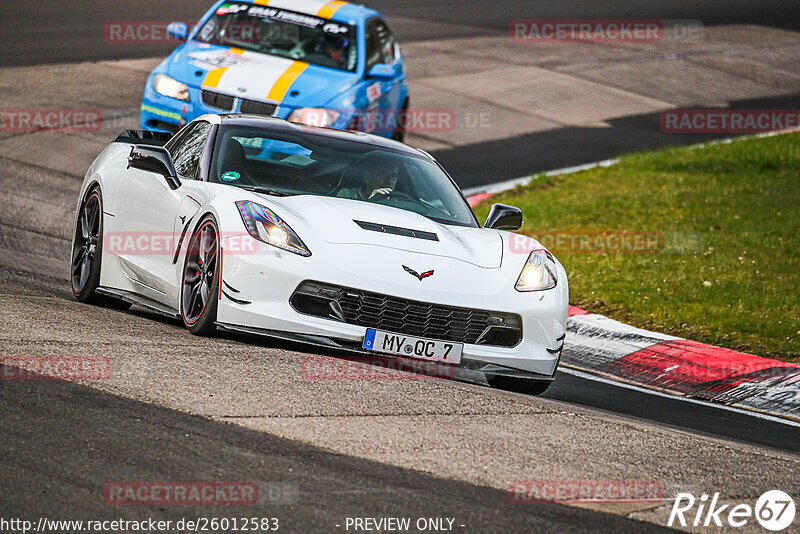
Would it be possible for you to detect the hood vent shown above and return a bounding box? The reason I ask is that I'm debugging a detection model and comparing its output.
[354,220,439,242]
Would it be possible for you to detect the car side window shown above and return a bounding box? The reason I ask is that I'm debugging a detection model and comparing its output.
[375,21,397,65]
[364,22,382,72]
[169,122,211,180]
[365,20,397,73]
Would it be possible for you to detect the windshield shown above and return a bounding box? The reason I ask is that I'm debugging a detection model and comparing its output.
[193,3,358,72]
[210,125,477,227]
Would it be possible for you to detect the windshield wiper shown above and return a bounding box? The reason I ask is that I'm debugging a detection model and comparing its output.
[242,186,293,197]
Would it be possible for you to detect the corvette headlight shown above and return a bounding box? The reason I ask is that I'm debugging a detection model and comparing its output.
[287,108,341,128]
[515,249,558,292]
[153,74,189,101]
[236,201,311,257]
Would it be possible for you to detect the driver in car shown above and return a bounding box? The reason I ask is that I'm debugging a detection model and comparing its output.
[309,33,349,70]
[337,157,400,201]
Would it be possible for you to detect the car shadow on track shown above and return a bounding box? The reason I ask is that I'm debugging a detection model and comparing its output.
[0,362,672,533]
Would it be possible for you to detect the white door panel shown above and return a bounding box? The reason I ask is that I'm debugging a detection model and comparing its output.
[114,167,183,304]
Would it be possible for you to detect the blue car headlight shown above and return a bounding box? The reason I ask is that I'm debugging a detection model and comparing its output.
[153,74,190,101]
[515,249,557,292]
[236,201,311,257]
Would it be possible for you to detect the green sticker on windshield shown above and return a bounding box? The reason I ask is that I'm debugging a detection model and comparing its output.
[221,171,241,182]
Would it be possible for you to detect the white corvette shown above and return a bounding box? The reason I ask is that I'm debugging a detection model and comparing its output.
[71,114,568,394]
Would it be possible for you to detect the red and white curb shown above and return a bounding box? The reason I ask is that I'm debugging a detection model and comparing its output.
[563,307,800,422]
[465,130,800,422]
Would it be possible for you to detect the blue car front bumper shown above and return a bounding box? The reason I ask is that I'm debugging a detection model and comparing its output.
[139,83,297,133]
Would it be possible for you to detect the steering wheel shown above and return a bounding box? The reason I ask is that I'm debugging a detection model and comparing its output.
[370,191,417,203]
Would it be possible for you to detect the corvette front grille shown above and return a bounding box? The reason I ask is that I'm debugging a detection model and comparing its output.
[290,281,522,347]
[240,99,277,116]
[201,90,235,111]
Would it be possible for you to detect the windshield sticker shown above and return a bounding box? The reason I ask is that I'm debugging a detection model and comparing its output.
[221,171,241,182]
[198,21,217,42]
[248,6,327,29]
[216,3,249,16]
[323,22,350,34]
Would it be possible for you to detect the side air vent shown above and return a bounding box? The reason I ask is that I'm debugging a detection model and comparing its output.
[354,220,439,242]
[201,90,235,111]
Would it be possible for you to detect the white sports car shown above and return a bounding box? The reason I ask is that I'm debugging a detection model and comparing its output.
[71,114,568,394]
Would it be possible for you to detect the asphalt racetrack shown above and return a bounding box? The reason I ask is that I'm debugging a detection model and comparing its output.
[1,1,799,532]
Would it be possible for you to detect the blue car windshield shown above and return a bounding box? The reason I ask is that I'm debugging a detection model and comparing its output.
[193,3,358,72]
[210,125,478,228]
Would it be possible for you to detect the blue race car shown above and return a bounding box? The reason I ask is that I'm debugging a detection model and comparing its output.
[140,1,409,140]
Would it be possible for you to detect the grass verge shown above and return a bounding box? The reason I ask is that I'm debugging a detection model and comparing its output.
[474,133,800,363]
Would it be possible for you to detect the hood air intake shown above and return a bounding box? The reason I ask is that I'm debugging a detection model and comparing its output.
[354,220,439,241]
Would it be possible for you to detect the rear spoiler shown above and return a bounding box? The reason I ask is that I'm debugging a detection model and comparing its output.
[114,130,173,147]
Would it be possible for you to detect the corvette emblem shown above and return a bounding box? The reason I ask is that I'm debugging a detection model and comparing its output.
[403,265,434,281]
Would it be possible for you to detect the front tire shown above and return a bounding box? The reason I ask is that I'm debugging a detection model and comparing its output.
[392,99,409,143]
[181,215,220,336]
[71,188,103,302]
[487,375,551,396]
[71,187,132,310]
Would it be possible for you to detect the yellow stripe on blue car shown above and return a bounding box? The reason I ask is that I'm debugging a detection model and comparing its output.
[267,61,309,102]
[317,1,348,19]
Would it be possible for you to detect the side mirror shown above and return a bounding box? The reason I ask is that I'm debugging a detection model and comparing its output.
[128,145,181,190]
[484,203,523,230]
[167,21,189,41]
[367,63,394,80]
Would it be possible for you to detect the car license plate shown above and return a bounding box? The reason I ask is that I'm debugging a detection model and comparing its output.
[362,328,462,364]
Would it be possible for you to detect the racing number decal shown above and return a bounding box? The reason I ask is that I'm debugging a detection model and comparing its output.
[367,83,381,103]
